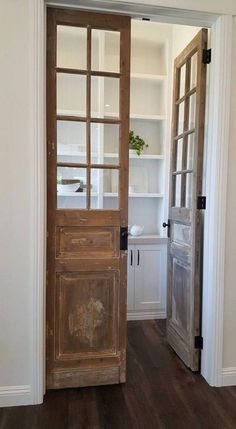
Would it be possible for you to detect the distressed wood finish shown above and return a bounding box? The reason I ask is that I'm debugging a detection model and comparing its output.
[46,8,130,389]
[167,29,208,371]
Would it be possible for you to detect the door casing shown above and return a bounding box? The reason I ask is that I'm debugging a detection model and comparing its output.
[29,0,232,404]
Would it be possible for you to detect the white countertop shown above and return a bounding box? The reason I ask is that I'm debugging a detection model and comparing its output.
[128,234,168,245]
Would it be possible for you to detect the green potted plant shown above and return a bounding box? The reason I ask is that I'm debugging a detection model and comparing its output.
[129,130,148,156]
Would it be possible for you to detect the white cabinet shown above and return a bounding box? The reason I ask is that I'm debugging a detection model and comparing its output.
[127,243,167,320]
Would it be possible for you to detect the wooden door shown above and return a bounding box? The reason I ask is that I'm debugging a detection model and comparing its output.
[166,29,208,371]
[46,8,130,389]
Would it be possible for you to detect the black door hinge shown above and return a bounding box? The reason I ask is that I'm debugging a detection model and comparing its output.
[197,196,206,210]
[195,336,203,350]
[203,49,211,64]
[120,227,128,251]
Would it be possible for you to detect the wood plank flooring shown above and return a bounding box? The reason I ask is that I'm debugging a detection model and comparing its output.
[1,320,236,429]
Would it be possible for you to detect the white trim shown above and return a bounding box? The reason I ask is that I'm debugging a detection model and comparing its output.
[222,367,236,387]
[47,0,224,26]
[127,311,166,321]
[29,0,46,404]
[28,1,233,404]
[0,386,31,408]
[201,14,232,387]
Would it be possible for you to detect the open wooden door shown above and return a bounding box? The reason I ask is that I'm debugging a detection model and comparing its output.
[165,29,208,371]
[46,8,130,389]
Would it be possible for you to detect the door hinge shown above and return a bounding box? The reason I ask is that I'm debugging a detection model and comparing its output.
[120,226,128,251]
[197,196,206,210]
[203,49,211,64]
[195,336,203,350]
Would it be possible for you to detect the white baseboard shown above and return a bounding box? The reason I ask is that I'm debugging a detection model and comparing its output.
[222,367,236,386]
[0,385,31,407]
[127,311,166,321]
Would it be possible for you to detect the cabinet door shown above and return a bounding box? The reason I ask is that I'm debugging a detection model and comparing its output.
[134,245,167,312]
[127,246,135,311]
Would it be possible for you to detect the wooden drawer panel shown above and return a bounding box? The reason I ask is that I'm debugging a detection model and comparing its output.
[56,226,120,259]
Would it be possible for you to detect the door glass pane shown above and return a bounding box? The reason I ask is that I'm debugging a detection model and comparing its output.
[185,173,193,208]
[57,167,87,208]
[57,26,87,70]
[174,174,181,207]
[190,52,198,90]
[179,64,186,99]
[90,168,119,209]
[92,30,120,73]
[186,133,195,170]
[91,76,120,119]
[175,138,183,171]
[177,101,184,135]
[57,73,86,116]
[91,123,120,165]
[189,93,196,130]
[57,121,86,163]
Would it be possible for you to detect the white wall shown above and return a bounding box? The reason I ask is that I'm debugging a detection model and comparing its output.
[172,25,200,58]
[1,0,236,407]
[223,15,236,370]
[0,0,34,406]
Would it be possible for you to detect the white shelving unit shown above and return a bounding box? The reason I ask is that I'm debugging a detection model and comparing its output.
[56,20,172,233]
[56,20,174,320]
[128,20,172,236]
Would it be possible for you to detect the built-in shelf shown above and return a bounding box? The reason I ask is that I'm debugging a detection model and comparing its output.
[130,114,166,121]
[106,152,164,160]
[57,110,166,121]
[104,193,164,198]
[57,192,97,197]
[57,151,164,160]
[58,192,164,198]
[131,73,167,82]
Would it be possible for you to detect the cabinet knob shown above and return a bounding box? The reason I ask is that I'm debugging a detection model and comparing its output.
[162,221,170,228]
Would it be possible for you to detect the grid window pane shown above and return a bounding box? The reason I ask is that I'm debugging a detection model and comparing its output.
[177,101,184,135]
[57,73,86,117]
[57,121,86,163]
[185,173,193,208]
[92,30,120,73]
[174,174,181,207]
[57,26,87,70]
[179,64,186,99]
[91,76,120,119]
[190,52,198,90]
[57,167,87,208]
[90,168,119,209]
[91,123,120,165]
[186,133,195,170]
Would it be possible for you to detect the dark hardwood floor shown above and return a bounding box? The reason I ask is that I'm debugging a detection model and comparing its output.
[1,320,236,429]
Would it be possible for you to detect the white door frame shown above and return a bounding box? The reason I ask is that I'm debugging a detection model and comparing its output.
[29,0,232,403]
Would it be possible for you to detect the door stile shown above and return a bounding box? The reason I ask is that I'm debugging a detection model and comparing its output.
[118,22,131,381]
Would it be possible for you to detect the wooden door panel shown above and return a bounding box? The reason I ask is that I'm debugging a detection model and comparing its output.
[56,226,120,258]
[56,210,121,227]
[46,8,130,389]
[55,271,119,359]
[166,29,207,371]
[170,257,190,338]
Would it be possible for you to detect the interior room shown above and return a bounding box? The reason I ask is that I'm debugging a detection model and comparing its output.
[56,18,201,322]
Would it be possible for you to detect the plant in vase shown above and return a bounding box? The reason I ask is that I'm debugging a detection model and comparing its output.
[129,130,148,156]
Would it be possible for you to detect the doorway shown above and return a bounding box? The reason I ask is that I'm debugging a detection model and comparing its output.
[33,2,231,402]
[46,8,209,388]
